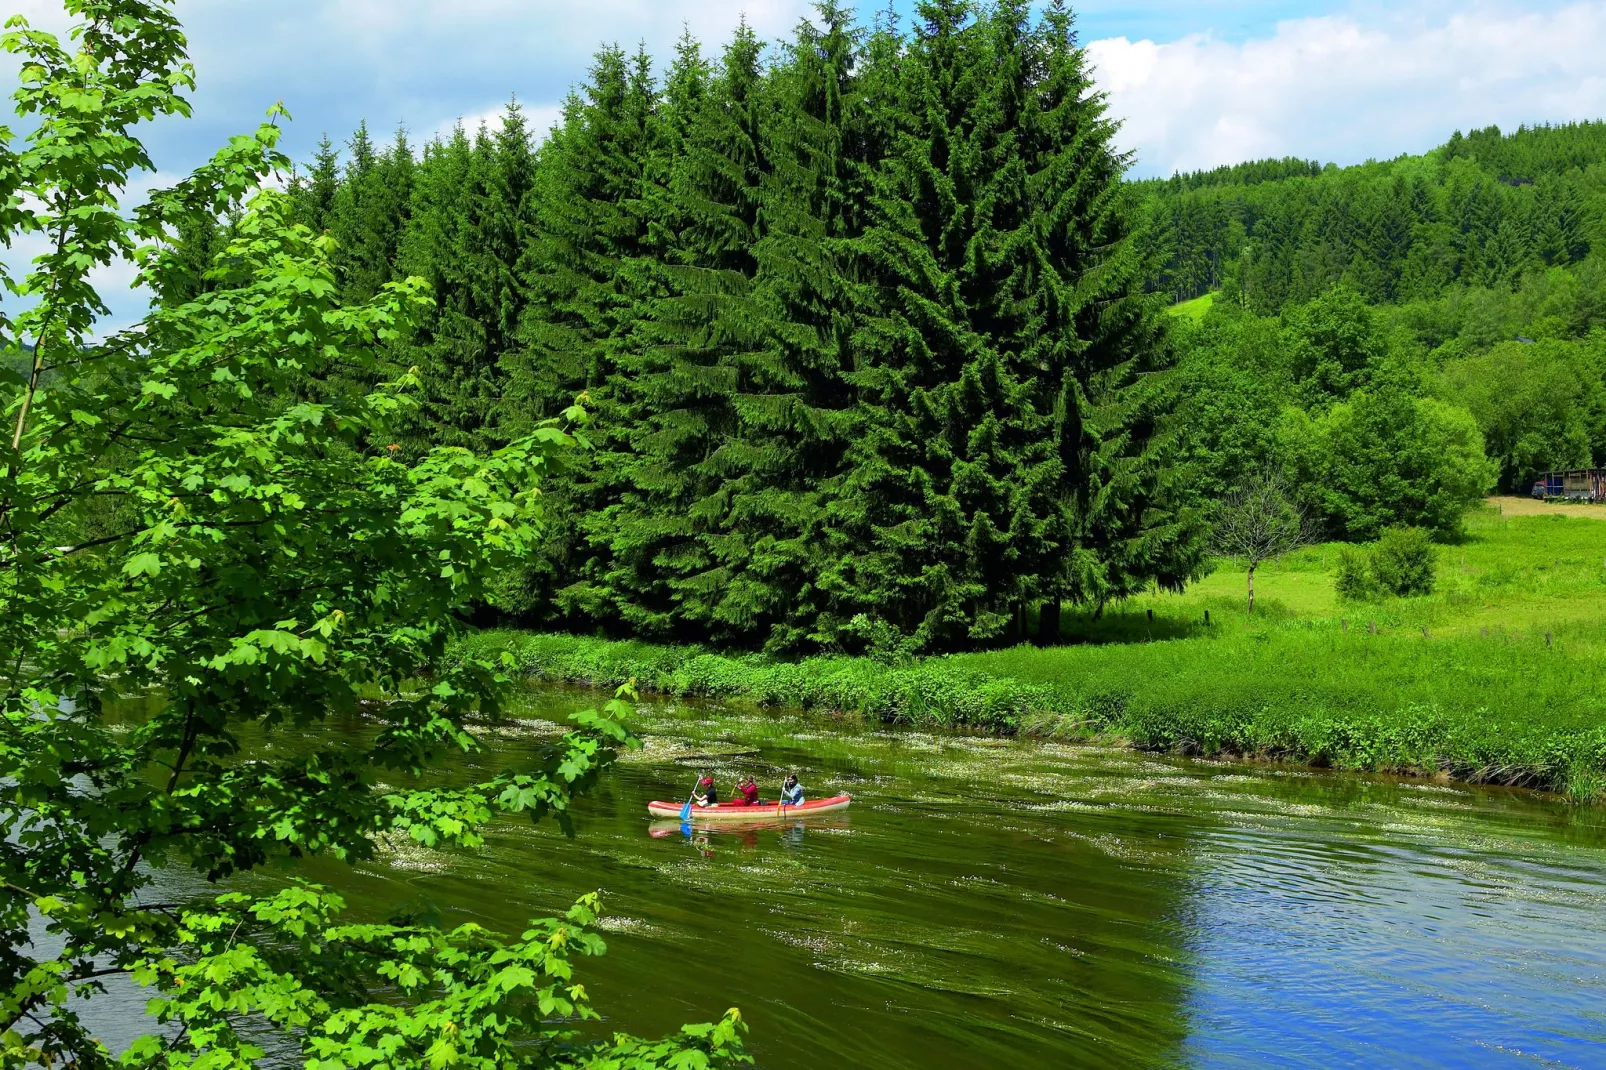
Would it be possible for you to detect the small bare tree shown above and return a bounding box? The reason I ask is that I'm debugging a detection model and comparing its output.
[1211,470,1318,614]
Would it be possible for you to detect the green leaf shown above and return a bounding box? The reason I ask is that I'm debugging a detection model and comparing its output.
[122,552,162,577]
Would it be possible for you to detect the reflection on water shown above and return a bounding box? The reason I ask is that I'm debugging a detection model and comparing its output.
[102,685,1606,1067]
[1180,806,1606,1066]
[647,816,846,856]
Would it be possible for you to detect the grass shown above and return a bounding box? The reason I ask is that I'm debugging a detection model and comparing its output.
[1167,291,1216,322]
[452,504,1606,801]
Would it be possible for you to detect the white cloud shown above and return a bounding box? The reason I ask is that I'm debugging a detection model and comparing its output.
[1089,1,1606,177]
[318,0,808,56]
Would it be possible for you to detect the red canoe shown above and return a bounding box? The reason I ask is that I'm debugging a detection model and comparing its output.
[646,794,852,821]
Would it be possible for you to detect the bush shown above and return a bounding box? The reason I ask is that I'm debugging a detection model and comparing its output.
[1371,527,1438,596]
[1334,545,1377,600]
[1281,389,1496,540]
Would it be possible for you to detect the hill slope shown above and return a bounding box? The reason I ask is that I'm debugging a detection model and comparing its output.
[1138,122,1606,311]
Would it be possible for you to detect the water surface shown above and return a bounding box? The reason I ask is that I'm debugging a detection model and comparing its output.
[292,685,1606,1068]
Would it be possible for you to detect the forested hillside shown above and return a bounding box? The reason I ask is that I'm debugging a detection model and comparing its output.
[207,1,1606,653]
[1140,121,1606,309]
[1156,124,1606,514]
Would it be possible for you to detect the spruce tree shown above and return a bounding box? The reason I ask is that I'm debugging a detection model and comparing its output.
[290,132,340,233]
[329,122,382,300]
[583,34,718,637]
[826,0,1206,649]
[385,103,539,458]
[393,124,488,450]
[505,46,660,625]
[707,0,872,649]
[601,30,783,638]
[1024,0,1208,628]
[825,0,1051,648]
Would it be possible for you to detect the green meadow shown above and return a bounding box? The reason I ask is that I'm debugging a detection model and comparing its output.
[456,504,1606,801]
[1166,290,1217,322]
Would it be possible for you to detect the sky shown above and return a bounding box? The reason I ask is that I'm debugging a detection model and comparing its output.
[7,0,1606,330]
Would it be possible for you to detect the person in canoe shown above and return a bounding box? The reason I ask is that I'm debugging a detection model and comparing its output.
[732,775,759,806]
[692,775,718,807]
[780,773,804,807]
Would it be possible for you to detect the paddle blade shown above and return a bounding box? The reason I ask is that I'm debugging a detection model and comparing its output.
[680,798,692,822]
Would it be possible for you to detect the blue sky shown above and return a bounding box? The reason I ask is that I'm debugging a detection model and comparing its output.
[264,2,1330,165]
[89,0,1598,181]
[11,0,1600,181]
[6,0,1605,331]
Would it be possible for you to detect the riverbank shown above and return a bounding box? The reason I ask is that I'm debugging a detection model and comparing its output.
[452,507,1606,800]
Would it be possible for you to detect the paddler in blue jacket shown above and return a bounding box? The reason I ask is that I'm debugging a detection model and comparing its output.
[780,773,804,806]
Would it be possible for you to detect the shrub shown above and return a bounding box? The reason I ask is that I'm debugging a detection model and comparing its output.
[1370,527,1438,596]
[1334,545,1378,601]
[1284,389,1496,540]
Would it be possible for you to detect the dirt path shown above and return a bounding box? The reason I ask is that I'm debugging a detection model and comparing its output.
[1487,496,1606,519]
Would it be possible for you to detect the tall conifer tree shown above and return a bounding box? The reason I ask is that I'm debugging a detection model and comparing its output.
[290,133,340,234]
[396,125,484,450]
[708,1,873,649]
[330,122,388,301]
[826,0,1048,647]
[506,46,660,623]
[825,0,1205,649]
[591,34,719,635]
[1024,0,1208,628]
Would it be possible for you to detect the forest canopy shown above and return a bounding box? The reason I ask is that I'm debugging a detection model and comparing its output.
[206,1,1606,651]
[237,0,1210,654]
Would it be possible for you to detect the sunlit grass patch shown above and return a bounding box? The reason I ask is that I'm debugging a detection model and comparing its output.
[1167,291,1216,322]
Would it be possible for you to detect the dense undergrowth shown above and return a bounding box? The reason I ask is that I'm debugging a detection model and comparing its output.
[452,506,1606,801]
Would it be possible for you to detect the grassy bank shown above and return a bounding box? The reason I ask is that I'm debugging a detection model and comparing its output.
[453,505,1606,800]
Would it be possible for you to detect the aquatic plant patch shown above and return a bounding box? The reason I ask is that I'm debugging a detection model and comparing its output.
[450,625,1606,801]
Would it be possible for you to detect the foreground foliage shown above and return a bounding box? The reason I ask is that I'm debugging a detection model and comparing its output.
[0,3,746,1065]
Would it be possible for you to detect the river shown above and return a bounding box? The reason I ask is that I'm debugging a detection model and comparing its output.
[107,683,1606,1066]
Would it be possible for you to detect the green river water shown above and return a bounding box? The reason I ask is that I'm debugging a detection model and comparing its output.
[105,683,1606,1067]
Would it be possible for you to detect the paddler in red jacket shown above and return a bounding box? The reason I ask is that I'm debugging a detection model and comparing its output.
[732,776,759,806]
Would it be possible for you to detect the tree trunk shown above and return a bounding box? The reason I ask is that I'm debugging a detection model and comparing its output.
[1037,600,1061,646]
[1246,565,1256,614]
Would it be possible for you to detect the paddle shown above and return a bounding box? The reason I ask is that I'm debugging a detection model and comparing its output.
[678,774,701,823]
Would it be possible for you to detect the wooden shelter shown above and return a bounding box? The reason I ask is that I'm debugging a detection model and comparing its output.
[1532,469,1606,502]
